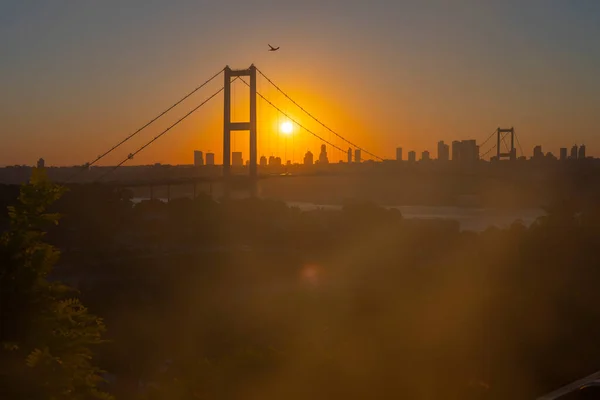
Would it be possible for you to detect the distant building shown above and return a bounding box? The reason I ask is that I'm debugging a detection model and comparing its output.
[354,149,361,164]
[304,151,314,165]
[259,156,267,167]
[533,145,543,159]
[347,148,352,163]
[421,151,430,161]
[462,140,479,162]
[437,141,449,161]
[206,153,215,166]
[452,140,478,163]
[319,144,329,165]
[452,141,461,161]
[232,152,243,167]
[36,158,45,169]
[193,151,204,167]
[396,147,403,162]
[275,157,282,166]
[408,151,416,163]
[579,145,586,159]
[571,145,578,160]
[268,155,276,166]
[560,148,567,161]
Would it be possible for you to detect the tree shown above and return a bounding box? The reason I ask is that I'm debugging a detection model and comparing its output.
[0,169,113,399]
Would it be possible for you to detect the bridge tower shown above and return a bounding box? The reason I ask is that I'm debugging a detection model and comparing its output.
[496,127,516,161]
[223,65,257,192]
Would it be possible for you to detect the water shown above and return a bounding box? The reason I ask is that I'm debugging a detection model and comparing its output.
[288,202,545,232]
[132,198,544,232]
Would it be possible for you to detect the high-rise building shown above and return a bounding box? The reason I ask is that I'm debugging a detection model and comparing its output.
[232,152,243,167]
[275,157,282,166]
[579,145,586,159]
[421,151,430,161]
[354,149,361,164]
[304,151,314,165]
[347,148,353,163]
[533,145,543,159]
[437,141,449,161]
[462,140,479,162]
[452,141,461,161]
[408,151,416,162]
[319,144,329,164]
[396,147,403,162]
[36,158,45,169]
[259,156,267,167]
[452,140,478,162]
[193,150,204,167]
[560,148,567,161]
[268,155,275,166]
[206,153,215,166]
[571,145,578,160]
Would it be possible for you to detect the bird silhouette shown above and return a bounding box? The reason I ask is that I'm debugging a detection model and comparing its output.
[268,44,280,52]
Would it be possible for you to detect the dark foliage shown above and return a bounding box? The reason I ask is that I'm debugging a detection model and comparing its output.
[2,182,600,399]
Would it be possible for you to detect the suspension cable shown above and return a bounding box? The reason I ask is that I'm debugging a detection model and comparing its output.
[95,81,232,182]
[255,67,384,161]
[479,129,498,148]
[239,78,347,153]
[480,144,497,160]
[67,67,224,182]
[514,130,524,157]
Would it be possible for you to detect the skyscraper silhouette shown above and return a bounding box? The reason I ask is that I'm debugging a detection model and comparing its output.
[304,151,314,165]
[319,144,329,165]
[408,151,416,163]
[232,152,243,167]
[194,151,204,167]
[206,153,215,166]
[437,141,449,161]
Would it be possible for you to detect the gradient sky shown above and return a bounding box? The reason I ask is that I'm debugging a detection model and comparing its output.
[1,0,600,166]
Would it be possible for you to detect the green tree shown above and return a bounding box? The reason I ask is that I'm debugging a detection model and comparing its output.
[0,169,113,399]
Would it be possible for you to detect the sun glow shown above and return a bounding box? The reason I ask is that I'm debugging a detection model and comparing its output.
[280,121,293,135]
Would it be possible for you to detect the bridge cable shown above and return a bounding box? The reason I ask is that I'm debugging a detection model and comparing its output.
[255,67,384,161]
[239,78,347,153]
[66,67,224,182]
[480,144,497,160]
[95,80,234,182]
[514,131,524,157]
[479,129,498,148]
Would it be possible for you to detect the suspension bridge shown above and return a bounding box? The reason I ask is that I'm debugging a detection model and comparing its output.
[65,64,520,195]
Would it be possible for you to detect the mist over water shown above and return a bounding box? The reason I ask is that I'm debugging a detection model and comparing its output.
[132,197,545,232]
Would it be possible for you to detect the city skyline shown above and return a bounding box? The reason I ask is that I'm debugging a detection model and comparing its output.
[18,137,593,168]
[2,2,600,166]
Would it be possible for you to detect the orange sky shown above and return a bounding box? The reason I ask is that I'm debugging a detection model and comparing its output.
[1,2,600,166]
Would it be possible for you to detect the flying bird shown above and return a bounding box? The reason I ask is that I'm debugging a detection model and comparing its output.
[268,44,280,52]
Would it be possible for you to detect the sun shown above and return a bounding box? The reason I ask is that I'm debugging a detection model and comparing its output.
[280,121,293,135]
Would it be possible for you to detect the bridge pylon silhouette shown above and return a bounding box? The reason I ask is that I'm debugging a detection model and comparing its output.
[71,63,385,188]
[496,127,516,161]
[223,65,257,196]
